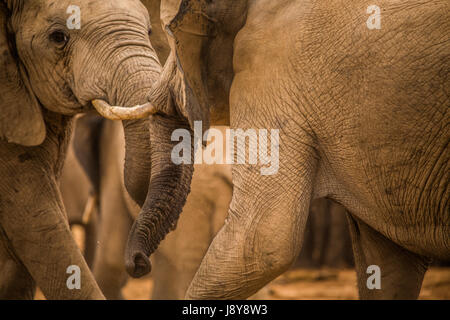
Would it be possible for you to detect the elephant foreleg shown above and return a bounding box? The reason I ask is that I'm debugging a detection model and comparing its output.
[92,188,133,299]
[0,175,104,300]
[347,214,430,299]
[186,134,318,299]
[0,227,35,299]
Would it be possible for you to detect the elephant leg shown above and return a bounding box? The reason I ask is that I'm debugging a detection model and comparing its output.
[92,189,133,300]
[295,212,315,268]
[0,227,35,299]
[1,209,103,299]
[347,214,430,299]
[151,197,214,300]
[310,199,330,266]
[92,119,136,300]
[186,132,318,299]
[0,175,104,300]
[324,201,353,268]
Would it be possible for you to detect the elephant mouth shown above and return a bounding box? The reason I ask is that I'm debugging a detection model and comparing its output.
[91,99,159,120]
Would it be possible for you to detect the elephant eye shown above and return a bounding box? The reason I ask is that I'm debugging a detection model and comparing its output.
[49,30,69,47]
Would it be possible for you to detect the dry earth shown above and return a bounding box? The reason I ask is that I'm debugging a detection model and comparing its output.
[35,267,450,300]
[33,226,450,300]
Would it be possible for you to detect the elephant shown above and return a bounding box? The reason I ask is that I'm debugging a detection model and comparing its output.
[0,0,167,299]
[107,0,449,300]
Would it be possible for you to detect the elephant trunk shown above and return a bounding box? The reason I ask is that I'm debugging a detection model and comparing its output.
[103,48,160,206]
[96,50,196,278]
[122,118,151,206]
[125,114,194,278]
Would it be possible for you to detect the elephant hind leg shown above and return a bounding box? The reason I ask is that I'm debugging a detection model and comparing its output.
[347,214,430,299]
[0,227,36,299]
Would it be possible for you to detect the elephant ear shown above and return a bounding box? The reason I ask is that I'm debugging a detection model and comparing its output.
[162,0,216,134]
[160,0,248,128]
[0,1,46,146]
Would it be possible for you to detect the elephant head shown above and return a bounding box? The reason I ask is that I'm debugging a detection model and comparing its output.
[0,0,162,137]
[112,0,248,278]
[0,0,169,202]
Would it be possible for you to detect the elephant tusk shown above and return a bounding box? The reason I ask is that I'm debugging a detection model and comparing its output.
[91,99,158,120]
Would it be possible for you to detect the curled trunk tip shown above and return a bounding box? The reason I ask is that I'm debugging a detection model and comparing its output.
[125,115,194,278]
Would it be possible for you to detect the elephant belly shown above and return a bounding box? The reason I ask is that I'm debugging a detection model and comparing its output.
[317,144,450,261]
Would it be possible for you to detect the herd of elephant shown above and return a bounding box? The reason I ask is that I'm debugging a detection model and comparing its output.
[0,0,448,300]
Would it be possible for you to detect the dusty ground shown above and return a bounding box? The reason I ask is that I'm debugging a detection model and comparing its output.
[34,227,450,300]
[35,267,450,300]
[39,268,449,300]
[118,268,450,300]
